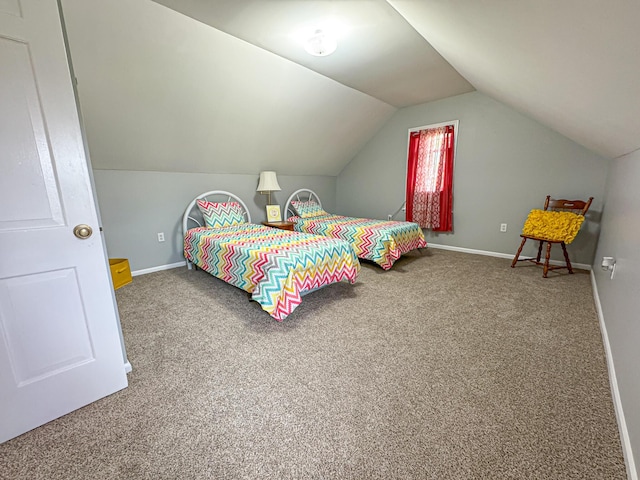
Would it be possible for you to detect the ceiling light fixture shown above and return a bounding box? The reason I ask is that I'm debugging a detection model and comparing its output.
[304,29,337,57]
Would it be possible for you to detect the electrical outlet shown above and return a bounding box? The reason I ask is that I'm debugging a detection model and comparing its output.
[500,223,507,232]
[157,232,165,242]
[387,214,393,221]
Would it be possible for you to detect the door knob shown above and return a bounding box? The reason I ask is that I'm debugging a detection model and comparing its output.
[73,224,93,239]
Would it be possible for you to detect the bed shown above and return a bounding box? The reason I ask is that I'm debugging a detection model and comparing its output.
[183,190,360,321]
[285,189,427,270]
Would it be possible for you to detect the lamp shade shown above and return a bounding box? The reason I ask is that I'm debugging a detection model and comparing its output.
[257,171,281,192]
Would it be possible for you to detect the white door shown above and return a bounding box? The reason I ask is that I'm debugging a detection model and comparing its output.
[0,0,128,443]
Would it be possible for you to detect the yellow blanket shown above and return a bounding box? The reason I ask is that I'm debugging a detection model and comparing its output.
[521,210,584,243]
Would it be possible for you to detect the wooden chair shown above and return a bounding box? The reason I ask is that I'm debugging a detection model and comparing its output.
[511,196,593,277]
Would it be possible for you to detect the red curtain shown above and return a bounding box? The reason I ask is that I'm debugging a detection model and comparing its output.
[405,131,421,224]
[405,125,455,231]
[437,125,454,231]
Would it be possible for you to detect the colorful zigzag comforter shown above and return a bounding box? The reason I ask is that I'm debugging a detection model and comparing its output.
[184,224,359,321]
[289,214,427,270]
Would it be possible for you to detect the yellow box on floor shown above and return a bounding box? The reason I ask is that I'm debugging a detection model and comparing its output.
[109,258,132,290]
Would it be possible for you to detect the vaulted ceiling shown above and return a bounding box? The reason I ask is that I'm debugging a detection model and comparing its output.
[151,0,475,108]
[153,0,640,160]
[61,0,640,178]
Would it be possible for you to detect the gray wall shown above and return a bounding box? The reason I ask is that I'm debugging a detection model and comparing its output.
[93,170,336,271]
[336,92,610,265]
[593,150,640,472]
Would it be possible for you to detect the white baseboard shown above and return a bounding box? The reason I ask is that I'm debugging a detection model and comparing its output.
[426,243,592,270]
[131,261,186,277]
[590,272,637,480]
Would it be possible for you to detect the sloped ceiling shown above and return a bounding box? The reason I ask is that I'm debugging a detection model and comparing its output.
[153,0,640,160]
[62,0,639,178]
[61,0,397,176]
[388,0,640,159]
[151,0,475,108]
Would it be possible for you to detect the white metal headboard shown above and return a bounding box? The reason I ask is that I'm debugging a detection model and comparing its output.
[182,190,252,238]
[284,188,322,219]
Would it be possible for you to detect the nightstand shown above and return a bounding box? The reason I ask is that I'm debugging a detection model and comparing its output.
[262,221,295,231]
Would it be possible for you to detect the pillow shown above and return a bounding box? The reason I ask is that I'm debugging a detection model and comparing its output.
[197,200,246,228]
[521,209,585,243]
[291,200,328,219]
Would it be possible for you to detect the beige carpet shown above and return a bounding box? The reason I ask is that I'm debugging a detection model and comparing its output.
[0,249,627,479]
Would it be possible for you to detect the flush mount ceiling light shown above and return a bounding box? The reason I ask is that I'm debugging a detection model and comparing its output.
[304,29,338,57]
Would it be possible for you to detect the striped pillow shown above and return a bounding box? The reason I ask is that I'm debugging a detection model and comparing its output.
[291,200,328,219]
[197,200,246,228]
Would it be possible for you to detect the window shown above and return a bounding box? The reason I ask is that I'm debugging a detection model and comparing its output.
[406,121,457,231]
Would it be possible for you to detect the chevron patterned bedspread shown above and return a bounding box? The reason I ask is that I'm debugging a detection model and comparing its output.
[290,214,427,270]
[184,224,360,321]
